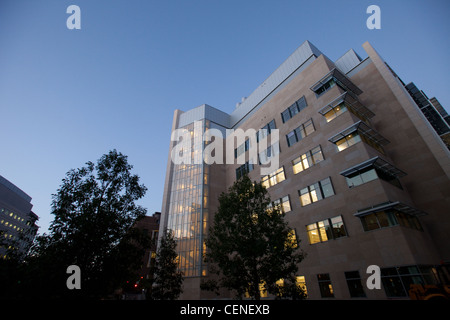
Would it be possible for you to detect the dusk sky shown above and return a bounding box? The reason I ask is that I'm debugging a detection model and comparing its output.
[1,0,449,234]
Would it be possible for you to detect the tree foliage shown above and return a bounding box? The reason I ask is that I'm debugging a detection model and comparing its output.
[150,229,183,300]
[202,175,306,300]
[5,150,150,299]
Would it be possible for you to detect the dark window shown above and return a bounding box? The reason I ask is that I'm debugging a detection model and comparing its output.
[345,271,366,298]
[236,161,254,180]
[281,96,308,123]
[317,273,334,298]
[286,119,315,147]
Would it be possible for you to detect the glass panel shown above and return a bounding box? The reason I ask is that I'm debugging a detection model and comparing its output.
[347,133,361,146]
[287,131,297,147]
[346,279,366,298]
[281,110,290,123]
[300,189,311,206]
[281,196,291,213]
[381,276,407,297]
[309,183,321,202]
[336,137,349,151]
[296,276,308,296]
[375,211,389,228]
[304,119,315,136]
[311,146,324,163]
[318,220,329,242]
[330,216,347,238]
[346,174,363,188]
[295,126,305,141]
[361,214,380,231]
[276,168,286,183]
[320,178,334,198]
[292,157,303,174]
[301,153,311,170]
[360,168,378,183]
[317,273,334,298]
[307,224,321,244]
[324,109,337,122]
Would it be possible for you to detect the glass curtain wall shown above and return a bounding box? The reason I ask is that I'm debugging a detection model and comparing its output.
[166,120,209,277]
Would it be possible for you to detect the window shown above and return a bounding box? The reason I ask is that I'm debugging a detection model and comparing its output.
[259,142,280,165]
[296,276,308,297]
[341,157,405,189]
[299,177,334,206]
[236,161,254,180]
[281,96,308,123]
[256,119,276,142]
[286,119,315,147]
[317,274,334,298]
[275,276,308,298]
[310,68,363,97]
[234,138,251,159]
[286,229,298,248]
[329,121,389,154]
[261,167,286,189]
[345,271,366,298]
[345,168,378,188]
[318,92,375,123]
[360,209,423,232]
[335,132,361,151]
[323,102,347,122]
[381,266,425,298]
[306,216,347,244]
[268,195,292,214]
[314,78,336,97]
[292,146,324,174]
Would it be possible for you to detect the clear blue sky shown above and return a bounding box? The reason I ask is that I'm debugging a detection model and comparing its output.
[1,0,449,234]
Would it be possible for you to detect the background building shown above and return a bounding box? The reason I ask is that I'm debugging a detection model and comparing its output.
[122,212,161,300]
[159,41,450,299]
[0,175,39,259]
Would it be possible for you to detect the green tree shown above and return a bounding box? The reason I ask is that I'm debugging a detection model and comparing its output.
[150,229,183,300]
[202,174,306,300]
[26,149,149,299]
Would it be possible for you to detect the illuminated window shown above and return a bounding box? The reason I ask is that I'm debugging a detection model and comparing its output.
[267,195,291,214]
[292,146,324,174]
[335,132,361,151]
[323,102,347,122]
[299,177,334,206]
[329,121,389,154]
[296,276,308,297]
[317,273,334,298]
[318,92,375,123]
[360,209,422,232]
[307,216,347,245]
[287,229,298,248]
[261,167,286,189]
[275,276,308,298]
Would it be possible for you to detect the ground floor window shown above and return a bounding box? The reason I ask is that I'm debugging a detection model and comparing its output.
[345,271,366,298]
[317,273,334,298]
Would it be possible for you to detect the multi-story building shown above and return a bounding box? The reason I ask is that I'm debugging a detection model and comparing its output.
[0,175,39,259]
[123,212,161,299]
[159,40,450,299]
